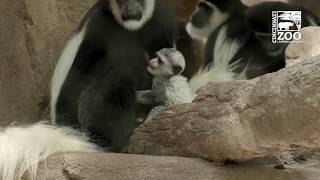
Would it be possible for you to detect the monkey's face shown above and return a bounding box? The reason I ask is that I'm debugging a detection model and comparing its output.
[147,48,185,77]
[147,56,174,76]
[110,0,155,31]
[186,0,230,39]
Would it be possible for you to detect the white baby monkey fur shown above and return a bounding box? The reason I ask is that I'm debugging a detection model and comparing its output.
[150,49,194,105]
[137,49,195,121]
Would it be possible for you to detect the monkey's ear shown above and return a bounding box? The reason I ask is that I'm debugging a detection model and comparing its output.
[173,66,183,75]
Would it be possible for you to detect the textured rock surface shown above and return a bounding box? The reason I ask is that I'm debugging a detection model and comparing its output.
[129,55,320,161]
[0,0,96,126]
[33,152,320,180]
[286,27,320,67]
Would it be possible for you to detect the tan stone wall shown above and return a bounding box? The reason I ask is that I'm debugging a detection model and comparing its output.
[0,0,96,126]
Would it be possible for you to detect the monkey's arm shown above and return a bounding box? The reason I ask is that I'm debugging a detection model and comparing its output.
[136,90,155,104]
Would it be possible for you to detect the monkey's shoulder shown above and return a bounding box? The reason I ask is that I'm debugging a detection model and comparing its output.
[165,76,194,104]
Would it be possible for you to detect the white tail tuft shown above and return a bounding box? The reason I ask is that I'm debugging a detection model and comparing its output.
[0,123,100,180]
[189,25,246,92]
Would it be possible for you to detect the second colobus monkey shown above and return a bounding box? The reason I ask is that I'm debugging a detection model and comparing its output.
[136,48,194,122]
[186,0,319,92]
[187,0,284,92]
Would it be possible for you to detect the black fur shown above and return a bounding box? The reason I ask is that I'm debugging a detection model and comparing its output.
[192,1,319,80]
[248,2,320,59]
[190,0,288,79]
[248,2,320,34]
[56,0,177,152]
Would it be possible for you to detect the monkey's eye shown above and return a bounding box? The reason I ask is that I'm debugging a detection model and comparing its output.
[203,5,210,11]
[203,5,211,12]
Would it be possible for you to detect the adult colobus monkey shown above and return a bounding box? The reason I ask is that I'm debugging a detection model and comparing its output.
[51,0,176,152]
[187,0,319,92]
[0,0,177,179]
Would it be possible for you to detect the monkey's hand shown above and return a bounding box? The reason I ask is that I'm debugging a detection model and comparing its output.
[145,105,166,122]
[136,90,155,104]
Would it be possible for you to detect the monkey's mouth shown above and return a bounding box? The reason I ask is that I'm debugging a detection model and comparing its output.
[147,65,155,75]
[148,63,157,69]
[147,57,160,73]
[120,8,144,30]
[120,3,143,22]
[121,13,143,22]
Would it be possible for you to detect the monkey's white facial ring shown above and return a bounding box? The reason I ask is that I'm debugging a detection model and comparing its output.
[186,3,229,39]
[110,0,156,31]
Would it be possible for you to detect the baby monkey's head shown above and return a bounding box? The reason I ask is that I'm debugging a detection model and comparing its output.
[147,48,186,76]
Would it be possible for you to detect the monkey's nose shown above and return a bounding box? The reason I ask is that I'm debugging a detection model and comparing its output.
[149,58,158,68]
[191,13,207,28]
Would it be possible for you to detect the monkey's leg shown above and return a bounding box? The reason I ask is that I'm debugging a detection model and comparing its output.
[78,74,138,152]
[136,90,155,104]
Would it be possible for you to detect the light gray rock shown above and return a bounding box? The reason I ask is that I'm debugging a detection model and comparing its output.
[33,152,320,180]
[129,55,320,162]
[286,27,320,67]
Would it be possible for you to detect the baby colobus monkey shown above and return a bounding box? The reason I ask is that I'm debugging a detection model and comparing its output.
[136,48,194,122]
[186,0,319,92]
